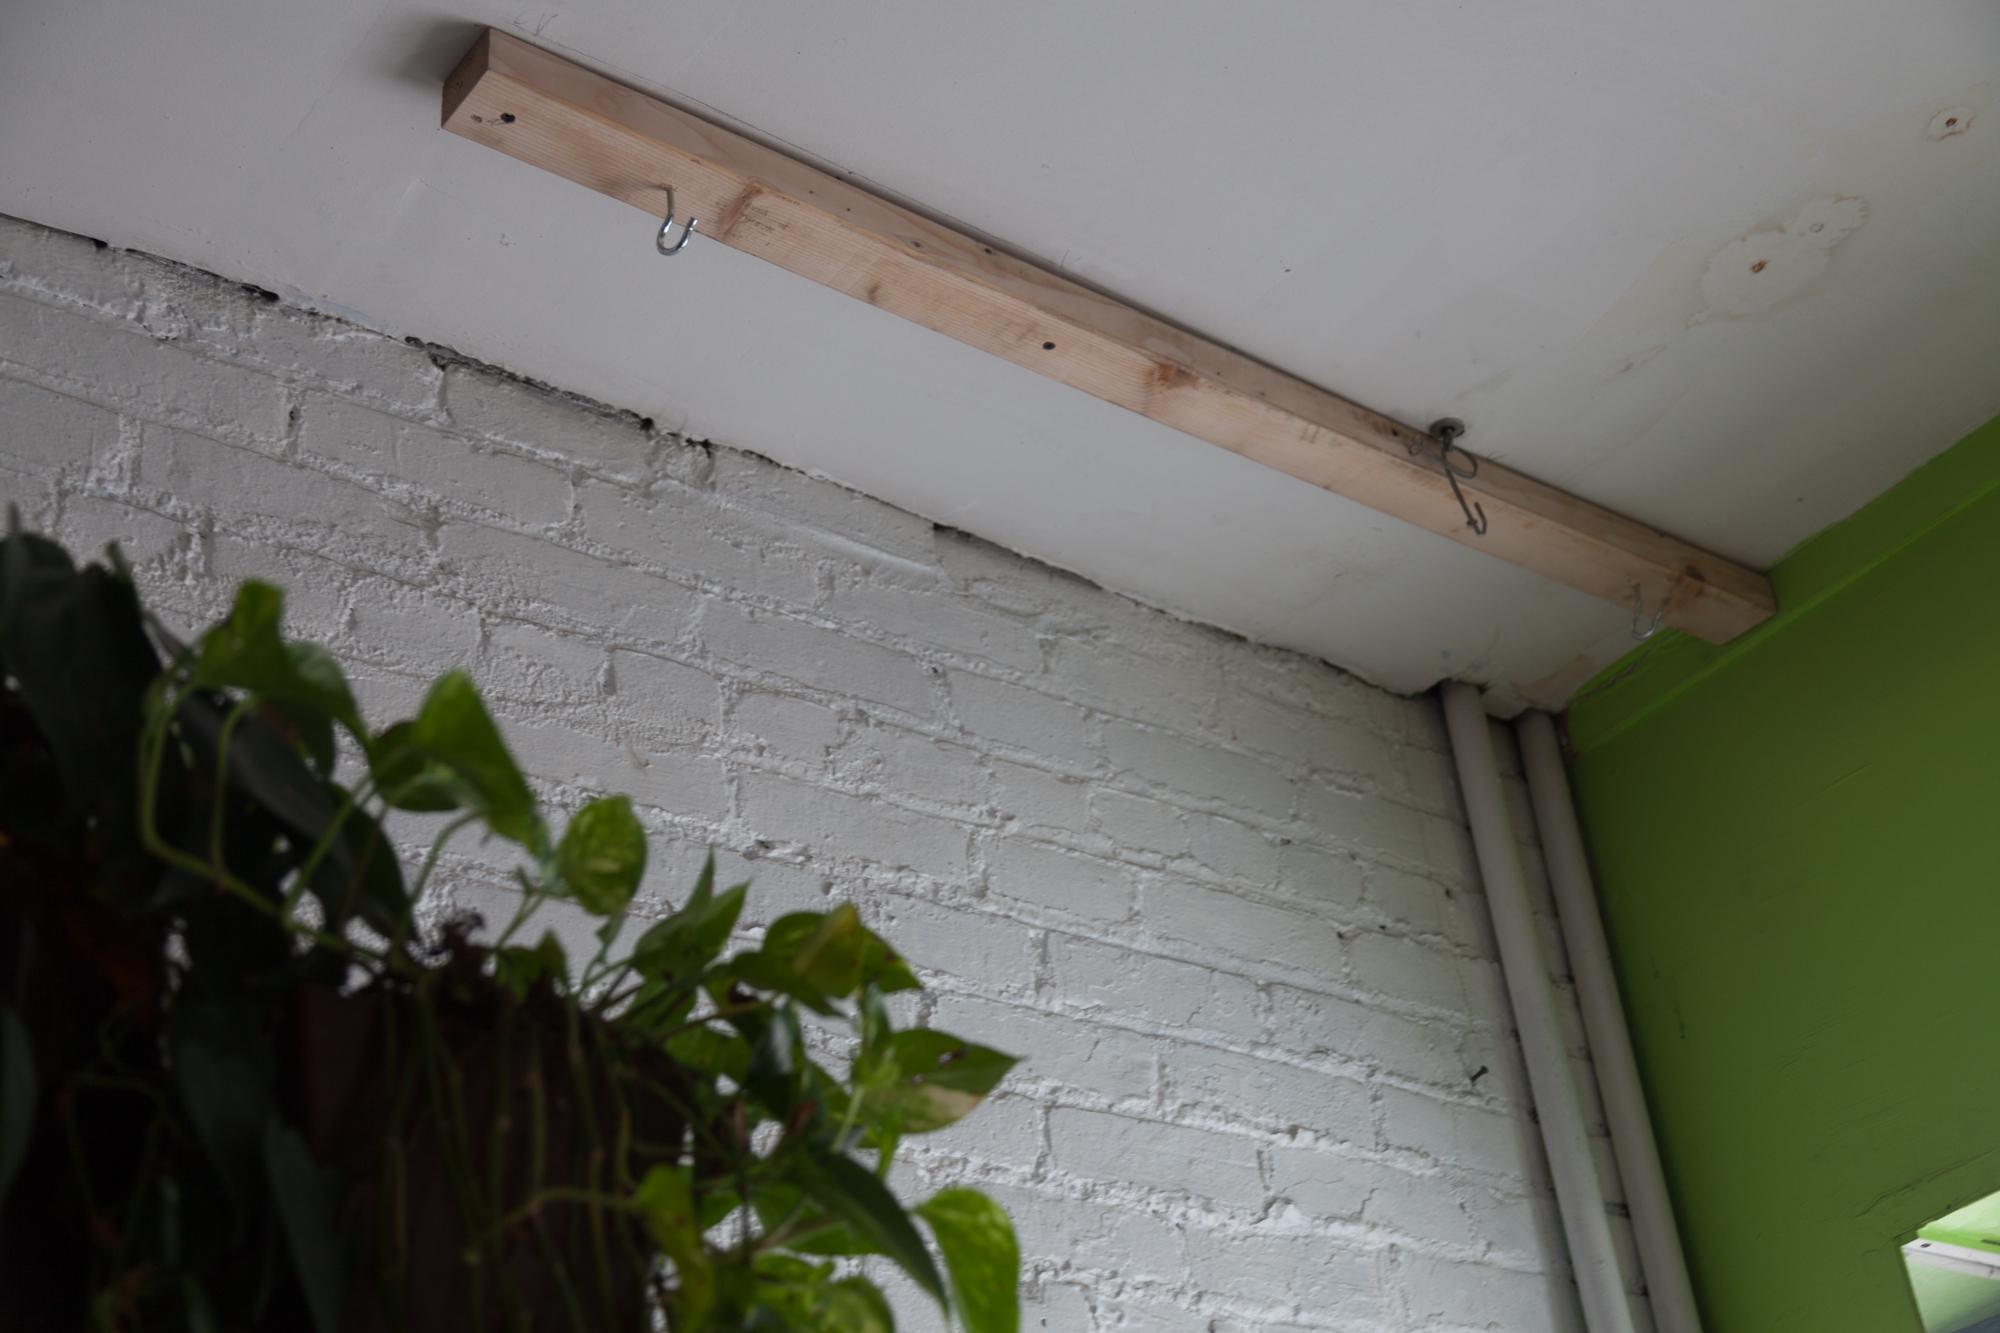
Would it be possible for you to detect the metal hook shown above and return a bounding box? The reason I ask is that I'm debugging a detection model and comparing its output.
[656,187,697,256]
[1410,419,1487,536]
[1630,585,1665,640]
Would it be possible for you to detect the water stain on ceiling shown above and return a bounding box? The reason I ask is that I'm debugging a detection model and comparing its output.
[1588,83,1998,343]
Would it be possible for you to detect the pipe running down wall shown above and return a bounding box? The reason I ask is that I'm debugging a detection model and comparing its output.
[1516,712,1703,1333]
[1442,683,1703,1333]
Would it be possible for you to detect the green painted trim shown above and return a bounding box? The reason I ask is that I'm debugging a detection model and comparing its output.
[1568,412,2000,755]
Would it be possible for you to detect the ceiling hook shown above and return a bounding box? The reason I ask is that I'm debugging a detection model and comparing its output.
[1630,585,1666,640]
[1412,419,1487,537]
[656,187,698,256]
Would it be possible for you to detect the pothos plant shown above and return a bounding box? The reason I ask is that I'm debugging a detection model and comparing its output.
[0,519,1020,1333]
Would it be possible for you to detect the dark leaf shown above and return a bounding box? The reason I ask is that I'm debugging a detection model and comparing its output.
[177,689,390,934]
[746,1003,802,1118]
[263,1119,346,1333]
[916,1189,1018,1333]
[495,929,568,994]
[0,535,159,823]
[746,1301,797,1333]
[304,803,410,938]
[177,692,338,839]
[794,1149,944,1307]
[556,795,646,916]
[181,690,411,935]
[182,890,293,993]
[180,1273,221,1333]
[763,1181,878,1257]
[620,976,700,1038]
[267,697,336,777]
[168,993,275,1220]
[0,1007,35,1205]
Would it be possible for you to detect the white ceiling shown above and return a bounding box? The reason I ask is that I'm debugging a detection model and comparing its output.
[4,1,1998,708]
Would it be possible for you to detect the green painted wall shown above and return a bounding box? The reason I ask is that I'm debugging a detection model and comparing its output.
[1566,413,2000,1333]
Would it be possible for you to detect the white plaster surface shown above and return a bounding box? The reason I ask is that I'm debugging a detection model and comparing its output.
[0,215,1631,1331]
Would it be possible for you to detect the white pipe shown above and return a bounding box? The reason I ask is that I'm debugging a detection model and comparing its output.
[1441,682,1636,1333]
[1517,710,1703,1333]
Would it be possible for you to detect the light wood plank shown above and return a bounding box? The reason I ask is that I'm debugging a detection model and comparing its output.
[442,29,1775,643]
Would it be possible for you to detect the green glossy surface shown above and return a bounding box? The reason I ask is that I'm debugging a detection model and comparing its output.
[1567,413,2000,1333]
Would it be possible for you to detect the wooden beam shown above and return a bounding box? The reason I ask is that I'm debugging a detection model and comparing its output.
[441,29,1775,643]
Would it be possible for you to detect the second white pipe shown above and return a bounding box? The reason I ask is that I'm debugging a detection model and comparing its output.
[1518,710,1702,1333]
[1441,682,1635,1333]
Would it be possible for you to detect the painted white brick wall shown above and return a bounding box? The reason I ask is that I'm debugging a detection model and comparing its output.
[0,212,1588,1333]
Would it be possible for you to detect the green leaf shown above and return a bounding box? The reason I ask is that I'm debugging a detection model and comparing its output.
[752,906,918,1001]
[861,1031,1018,1134]
[263,1119,346,1333]
[372,671,541,848]
[636,1164,715,1329]
[858,931,921,994]
[822,1276,897,1333]
[189,582,363,741]
[365,720,459,812]
[791,906,868,997]
[664,1025,750,1081]
[759,912,826,960]
[749,1257,896,1333]
[620,977,700,1039]
[728,907,881,1014]
[699,1185,742,1233]
[794,1149,944,1308]
[556,795,647,915]
[765,1193,878,1258]
[629,860,745,987]
[0,1007,36,1205]
[730,952,838,1016]
[915,1189,1018,1333]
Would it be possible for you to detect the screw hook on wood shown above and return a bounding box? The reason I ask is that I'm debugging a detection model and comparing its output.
[656,187,697,255]
[1630,585,1666,640]
[1411,419,1487,536]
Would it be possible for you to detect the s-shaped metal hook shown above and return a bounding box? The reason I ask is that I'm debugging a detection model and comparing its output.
[1630,585,1666,640]
[656,187,698,256]
[1411,419,1487,536]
